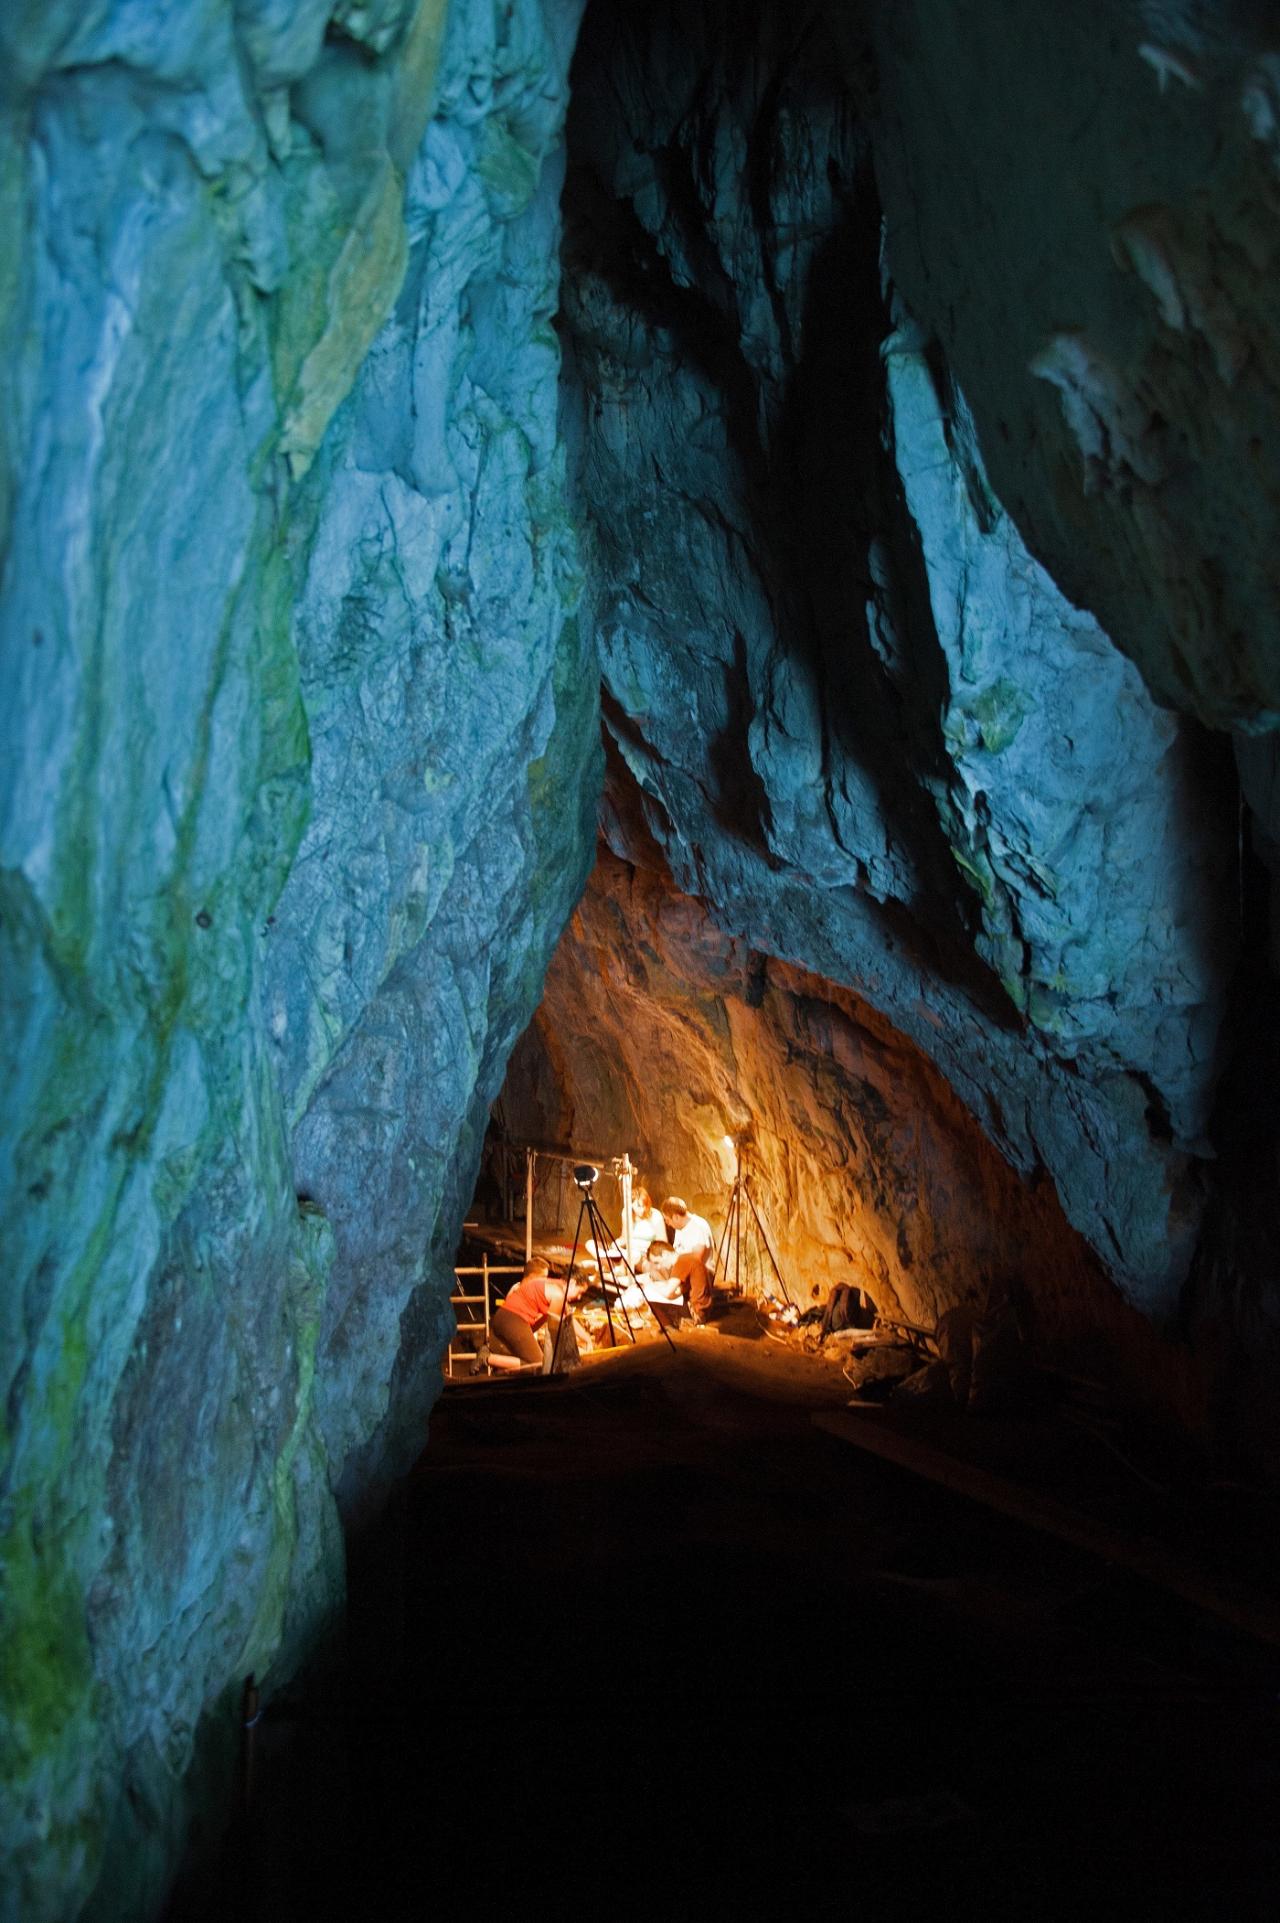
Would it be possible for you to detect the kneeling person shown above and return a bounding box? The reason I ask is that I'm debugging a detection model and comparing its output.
[490,1258,584,1372]
[641,1239,707,1330]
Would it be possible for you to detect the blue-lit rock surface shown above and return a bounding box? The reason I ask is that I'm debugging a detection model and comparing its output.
[859,0,1280,733]
[558,0,1236,1314]
[0,3,594,1915]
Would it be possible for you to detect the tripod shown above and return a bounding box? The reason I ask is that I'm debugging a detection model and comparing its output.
[549,1174,676,1371]
[715,1143,793,1308]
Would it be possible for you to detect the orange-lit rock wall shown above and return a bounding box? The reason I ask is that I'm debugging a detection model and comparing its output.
[503,842,1200,1413]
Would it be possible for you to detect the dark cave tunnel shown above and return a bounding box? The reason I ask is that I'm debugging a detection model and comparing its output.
[4,2,1280,1919]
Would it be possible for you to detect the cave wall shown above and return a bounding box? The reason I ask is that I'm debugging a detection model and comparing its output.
[511,842,1204,1416]
[858,0,1280,738]
[0,3,595,1915]
[555,0,1243,1320]
[856,0,1280,1395]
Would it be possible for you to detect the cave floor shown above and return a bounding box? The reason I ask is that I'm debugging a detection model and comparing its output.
[177,1333,1279,1922]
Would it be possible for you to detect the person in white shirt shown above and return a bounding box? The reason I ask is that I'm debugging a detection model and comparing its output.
[586,1183,666,1275]
[627,1185,668,1260]
[660,1195,716,1323]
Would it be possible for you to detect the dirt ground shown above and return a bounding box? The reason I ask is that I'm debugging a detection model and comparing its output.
[171,1315,1280,1921]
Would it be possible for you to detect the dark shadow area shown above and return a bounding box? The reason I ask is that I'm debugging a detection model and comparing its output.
[704,627,779,850]
[167,1348,1280,1922]
[1183,792,1280,1462]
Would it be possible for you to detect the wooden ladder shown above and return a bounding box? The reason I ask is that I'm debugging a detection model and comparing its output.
[446,1256,492,1380]
[446,1258,526,1378]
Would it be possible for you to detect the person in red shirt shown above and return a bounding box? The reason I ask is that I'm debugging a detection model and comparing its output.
[489,1258,584,1370]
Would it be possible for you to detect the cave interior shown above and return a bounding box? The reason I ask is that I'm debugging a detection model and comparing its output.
[2,0,1280,1917]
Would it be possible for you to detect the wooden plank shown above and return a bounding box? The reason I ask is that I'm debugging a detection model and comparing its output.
[813,1409,1280,1650]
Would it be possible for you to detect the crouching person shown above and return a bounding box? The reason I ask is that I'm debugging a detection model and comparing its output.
[660,1196,716,1323]
[490,1258,584,1373]
[641,1240,709,1331]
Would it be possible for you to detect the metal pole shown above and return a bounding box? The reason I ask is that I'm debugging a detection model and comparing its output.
[591,1191,675,1353]
[620,1154,634,1269]
[588,1195,635,1348]
[550,1194,592,1373]
[713,1175,735,1286]
[525,1148,534,1264]
[744,1181,792,1305]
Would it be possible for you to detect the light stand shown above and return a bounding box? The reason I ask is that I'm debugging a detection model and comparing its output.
[550,1165,675,1372]
[714,1138,793,1309]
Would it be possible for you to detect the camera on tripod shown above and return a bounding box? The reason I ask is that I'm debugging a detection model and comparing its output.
[550,1157,674,1366]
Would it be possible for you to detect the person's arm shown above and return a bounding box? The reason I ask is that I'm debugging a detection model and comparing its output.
[545,1278,584,1313]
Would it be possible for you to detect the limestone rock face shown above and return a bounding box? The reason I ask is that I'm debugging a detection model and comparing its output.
[558,0,1237,1314]
[508,846,1177,1387]
[0,2,594,1914]
[860,0,1280,737]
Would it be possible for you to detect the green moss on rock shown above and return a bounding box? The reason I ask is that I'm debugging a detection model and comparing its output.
[277,160,410,481]
[968,677,1032,755]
